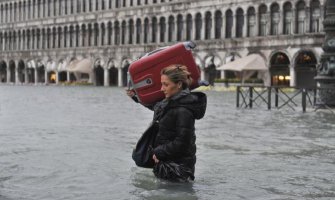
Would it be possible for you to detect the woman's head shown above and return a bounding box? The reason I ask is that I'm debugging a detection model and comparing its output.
[160,64,193,98]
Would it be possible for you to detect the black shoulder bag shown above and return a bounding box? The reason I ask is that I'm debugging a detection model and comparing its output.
[132,120,159,168]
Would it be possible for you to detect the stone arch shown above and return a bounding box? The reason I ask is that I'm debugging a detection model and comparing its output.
[9,60,16,83]
[107,59,118,86]
[0,60,7,83]
[26,59,36,83]
[293,50,318,88]
[36,60,46,83]
[94,58,105,86]
[269,51,291,86]
[18,60,25,83]
[121,58,131,87]
[204,54,223,85]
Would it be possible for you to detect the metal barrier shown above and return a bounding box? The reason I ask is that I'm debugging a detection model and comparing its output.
[236,85,326,112]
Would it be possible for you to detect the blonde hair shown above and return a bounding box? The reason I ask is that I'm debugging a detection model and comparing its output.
[160,64,193,89]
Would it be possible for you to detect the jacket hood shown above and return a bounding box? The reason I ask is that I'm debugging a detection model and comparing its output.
[170,89,207,120]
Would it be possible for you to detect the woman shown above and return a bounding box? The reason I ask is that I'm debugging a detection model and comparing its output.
[128,64,207,182]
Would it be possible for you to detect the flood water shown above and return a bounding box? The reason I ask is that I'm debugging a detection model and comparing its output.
[0,85,334,200]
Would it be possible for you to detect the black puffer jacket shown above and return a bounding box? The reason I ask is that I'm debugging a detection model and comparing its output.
[152,89,207,172]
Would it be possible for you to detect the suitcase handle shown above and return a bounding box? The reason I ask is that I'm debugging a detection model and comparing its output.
[132,78,153,90]
[143,47,169,57]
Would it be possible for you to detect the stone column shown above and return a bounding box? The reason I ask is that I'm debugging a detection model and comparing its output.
[55,71,59,84]
[289,65,296,87]
[6,65,10,83]
[25,68,29,84]
[118,67,122,87]
[15,62,19,84]
[44,70,48,84]
[34,66,39,85]
[104,68,109,86]
[67,71,70,82]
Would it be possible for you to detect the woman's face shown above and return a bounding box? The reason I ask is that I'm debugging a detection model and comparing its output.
[161,75,181,98]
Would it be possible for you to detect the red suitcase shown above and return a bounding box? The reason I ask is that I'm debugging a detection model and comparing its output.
[128,41,200,106]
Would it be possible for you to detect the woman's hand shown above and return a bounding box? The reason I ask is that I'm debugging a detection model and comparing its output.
[152,154,159,163]
[126,89,135,98]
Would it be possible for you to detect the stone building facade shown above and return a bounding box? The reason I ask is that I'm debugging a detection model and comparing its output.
[0,0,325,87]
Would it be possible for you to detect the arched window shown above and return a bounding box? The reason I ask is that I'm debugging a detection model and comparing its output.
[114,21,120,45]
[128,20,134,44]
[57,27,61,48]
[259,5,267,36]
[247,7,256,37]
[81,24,86,46]
[94,23,99,46]
[116,0,120,8]
[83,0,86,12]
[47,28,51,48]
[270,3,279,35]
[186,14,192,40]
[177,15,183,41]
[225,9,233,38]
[144,18,149,43]
[160,17,166,43]
[152,17,157,43]
[168,16,174,42]
[89,0,92,12]
[195,13,202,40]
[52,28,56,48]
[205,12,212,40]
[88,24,93,46]
[214,11,223,39]
[310,0,320,32]
[96,0,99,11]
[121,21,126,44]
[136,19,141,44]
[283,2,292,34]
[107,22,112,45]
[75,25,79,47]
[100,23,105,45]
[236,8,244,38]
[296,1,306,34]
[63,27,67,48]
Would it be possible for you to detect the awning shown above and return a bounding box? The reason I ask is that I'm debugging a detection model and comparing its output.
[217,54,268,71]
[67,59,93,74]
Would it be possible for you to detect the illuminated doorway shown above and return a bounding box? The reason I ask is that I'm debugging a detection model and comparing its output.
[270,52,290,86]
